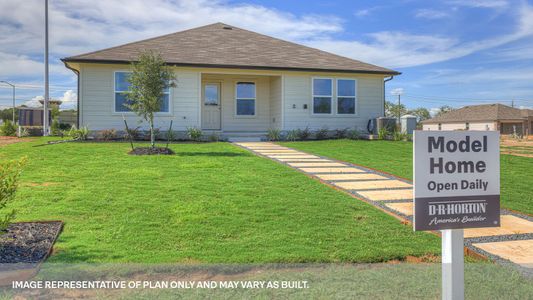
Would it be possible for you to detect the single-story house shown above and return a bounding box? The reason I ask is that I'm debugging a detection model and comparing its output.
[421,103,533,136]
[62,23,400,138]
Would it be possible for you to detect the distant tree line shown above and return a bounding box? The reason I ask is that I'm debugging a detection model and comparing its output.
[385,101,454,123]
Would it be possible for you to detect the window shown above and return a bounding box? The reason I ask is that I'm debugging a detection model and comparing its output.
[204,84,219,105]
[465,122,470,130]
[337,79,356,114]
[114,71,170,113]
[313,78,332,114]
[236,82,255,116]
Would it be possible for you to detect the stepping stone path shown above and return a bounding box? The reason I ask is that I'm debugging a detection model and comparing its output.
[235,142,533,275]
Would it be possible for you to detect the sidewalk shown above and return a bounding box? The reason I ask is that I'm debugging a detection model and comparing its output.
[235,142,533,276]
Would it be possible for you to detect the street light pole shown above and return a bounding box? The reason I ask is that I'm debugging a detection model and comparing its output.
[0,81,16,123]
[43,0,49,136]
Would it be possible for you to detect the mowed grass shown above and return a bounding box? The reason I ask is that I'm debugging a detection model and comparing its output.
[280,139,533,216]
[0,138,439,263]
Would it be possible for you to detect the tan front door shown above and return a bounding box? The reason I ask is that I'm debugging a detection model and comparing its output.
[201,82,221,130]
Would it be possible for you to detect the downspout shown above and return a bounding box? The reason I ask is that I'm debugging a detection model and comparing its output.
[62,60,80,127]
[383,76,394,116]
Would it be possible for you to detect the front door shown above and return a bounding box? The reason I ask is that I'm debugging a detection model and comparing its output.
[201,82,221,130]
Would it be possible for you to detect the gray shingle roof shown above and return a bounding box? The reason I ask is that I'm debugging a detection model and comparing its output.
[62,23,399,75]
[421,104,527,124]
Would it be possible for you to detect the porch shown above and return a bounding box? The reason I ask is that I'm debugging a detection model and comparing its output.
[200,73,282,135]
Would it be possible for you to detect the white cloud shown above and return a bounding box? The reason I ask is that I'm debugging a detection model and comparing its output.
[415,9,450,19]
[429,107,441,116]
[23,95,43,108]
[60,90,76,103]
[391,88,404,95]
[446,0,509,8]
[354,9,371,17]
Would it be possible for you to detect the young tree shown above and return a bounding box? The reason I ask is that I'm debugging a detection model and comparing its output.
[126,51,176,148]
[385,101,408,118]
[0,157,26,231]
[409,107,431,123]
[435,105,454,117]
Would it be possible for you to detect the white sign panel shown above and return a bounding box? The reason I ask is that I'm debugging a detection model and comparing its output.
[413,131,500,231]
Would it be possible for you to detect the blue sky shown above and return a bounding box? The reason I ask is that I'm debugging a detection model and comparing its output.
[1,0,532,113]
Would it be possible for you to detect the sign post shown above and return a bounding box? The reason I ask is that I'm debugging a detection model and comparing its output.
[413,131,500,300]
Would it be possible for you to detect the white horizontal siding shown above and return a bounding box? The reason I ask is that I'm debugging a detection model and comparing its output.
[282,74,384,131]
[79,64,200,131]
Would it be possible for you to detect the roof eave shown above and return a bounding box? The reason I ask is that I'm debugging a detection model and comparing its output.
[60,58,401,75]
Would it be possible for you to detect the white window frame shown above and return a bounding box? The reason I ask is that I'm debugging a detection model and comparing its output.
[336,78,357,115]
[235,81,256,117]
[113,71,172,115]
[312,77,333,115]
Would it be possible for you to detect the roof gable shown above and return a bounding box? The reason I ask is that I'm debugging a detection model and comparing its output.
[63,23,399,75]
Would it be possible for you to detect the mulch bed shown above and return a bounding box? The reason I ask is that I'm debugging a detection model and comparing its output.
[0,222,63,272]
[128,147,175,155]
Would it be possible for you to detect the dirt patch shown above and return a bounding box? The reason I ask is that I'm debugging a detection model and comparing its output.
[0,136,31,147]
[21,182,58,187]
[128,147,175,155]
[500,136,533,158]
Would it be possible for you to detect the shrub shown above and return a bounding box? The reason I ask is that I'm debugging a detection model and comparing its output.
[68,125,90,141]
[165,130,177,142]
[18,127,30,137]
[0,120,17,136]
[208,133,220,142]
[125,126,142,140]
[0,157,26,231]
[377,127,389,140]
[50,119,62,136]
[187,127,202,141]
[100,129,117,141]
[347,129,360,140]
[285,129,299,141]
[392,131,403,141]
[296,127,311,140]
[335,128,348,139]
[267,128,281,141]
[315,127,329,140]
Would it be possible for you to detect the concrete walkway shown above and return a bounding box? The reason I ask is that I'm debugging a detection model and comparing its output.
[235,142,533,275]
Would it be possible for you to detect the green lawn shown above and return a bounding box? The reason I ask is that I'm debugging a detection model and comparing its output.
[0,138,439,263]
[280,139,533,216]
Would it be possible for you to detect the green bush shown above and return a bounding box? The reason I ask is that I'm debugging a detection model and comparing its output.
[50,119,62,136]
[99,129,117,141]
[335,128,348,139]
[347,129,361,140]
[315,127,329,140]
[377,127,389,140]
[0,120,17,136]
[0,157,26,231]
[186,127,203,141]
[208,133,220,142]
[68,125,90,140]
[297,127,311,140]
[285,129,299,141]
[18,127,30,137]
[267,128,281,141]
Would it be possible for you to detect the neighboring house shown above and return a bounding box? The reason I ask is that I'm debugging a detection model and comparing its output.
[421,104,533,136]
[61,23,399,137]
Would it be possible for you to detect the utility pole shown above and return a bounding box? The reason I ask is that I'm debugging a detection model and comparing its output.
[397,93,401,128]
[43,0,49,136]
[0,81,15,123]
[511,100,514,108]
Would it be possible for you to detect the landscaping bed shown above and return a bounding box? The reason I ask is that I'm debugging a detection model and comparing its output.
[128,147,174,155]
[0,222,62,267]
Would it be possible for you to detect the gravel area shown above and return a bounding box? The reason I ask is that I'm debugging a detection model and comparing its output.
[0,222,63,270]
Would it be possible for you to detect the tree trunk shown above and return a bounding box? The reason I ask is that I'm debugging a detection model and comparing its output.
[149,114,155,148]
